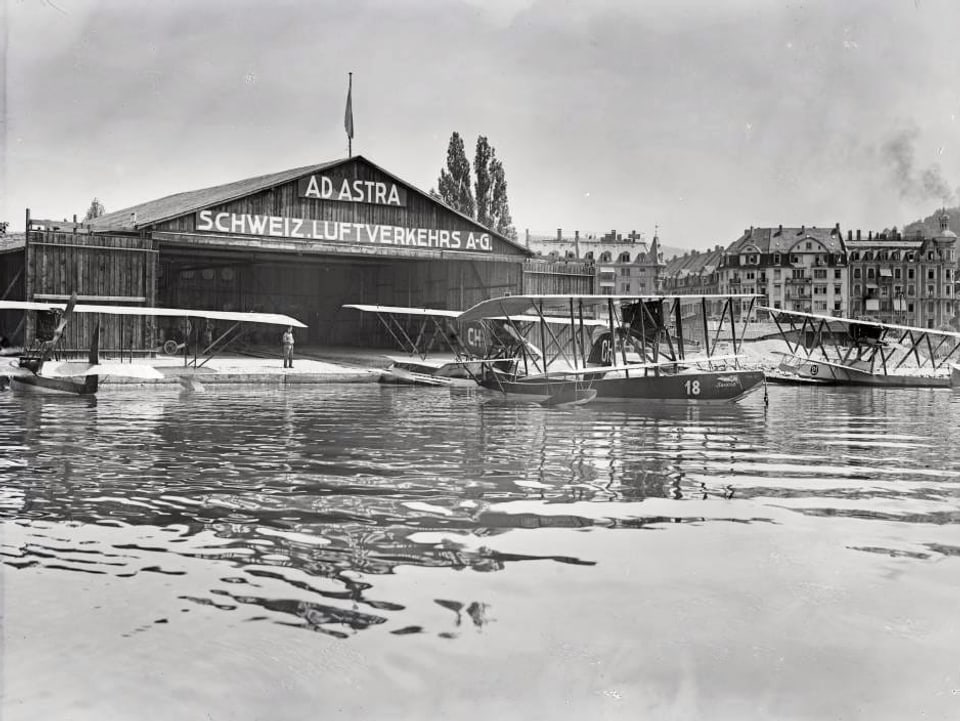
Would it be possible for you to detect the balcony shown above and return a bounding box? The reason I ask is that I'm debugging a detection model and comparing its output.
[786,277,812,284]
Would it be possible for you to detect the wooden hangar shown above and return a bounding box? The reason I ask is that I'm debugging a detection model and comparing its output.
[1,155,595,353]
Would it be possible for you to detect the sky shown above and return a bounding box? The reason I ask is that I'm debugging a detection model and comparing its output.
[2,0,959,248]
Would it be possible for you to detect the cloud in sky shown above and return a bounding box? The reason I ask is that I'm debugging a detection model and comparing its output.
[2,0,959,246]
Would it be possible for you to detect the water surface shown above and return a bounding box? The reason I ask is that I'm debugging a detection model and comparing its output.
[1,384,958,720]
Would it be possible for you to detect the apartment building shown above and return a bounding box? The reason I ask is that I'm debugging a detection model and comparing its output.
[845,213,957,328]
[720,225,847,316]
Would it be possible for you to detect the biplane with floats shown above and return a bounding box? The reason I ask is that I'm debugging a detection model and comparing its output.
[345,293,766,404]
[341,302,608,387]
[0,296,307,395]
[458,293,766,404]
[760,307,960,388]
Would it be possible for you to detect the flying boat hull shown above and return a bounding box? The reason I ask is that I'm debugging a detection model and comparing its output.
[10,373,98,395]
[775,357,950,388]
[482,368,764,404]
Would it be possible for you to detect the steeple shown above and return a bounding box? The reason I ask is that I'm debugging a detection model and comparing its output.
[647,226,664,266]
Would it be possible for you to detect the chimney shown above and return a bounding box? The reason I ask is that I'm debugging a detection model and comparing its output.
[557,228,562,241]
[574,230,581,258]
[848,230,852,241]
[778,224,783,234]
[525,228,530,248]
[868,231,873,240]
[856,229,861,241]
[801,224,805,234]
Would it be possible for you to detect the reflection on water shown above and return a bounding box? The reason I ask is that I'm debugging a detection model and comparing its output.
[2,384,959,718]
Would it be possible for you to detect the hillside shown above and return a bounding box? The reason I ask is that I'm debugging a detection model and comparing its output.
[901,205,960,237]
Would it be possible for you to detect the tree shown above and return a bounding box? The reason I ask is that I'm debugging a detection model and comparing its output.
[488,151,516,240]
[436,132,517,239]
[474,136,493,228]
[436,132,474,217]
[0,221,8,237]
[84,197,105,221]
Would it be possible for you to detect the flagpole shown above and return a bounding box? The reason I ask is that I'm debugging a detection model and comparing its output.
[345,72,354,158]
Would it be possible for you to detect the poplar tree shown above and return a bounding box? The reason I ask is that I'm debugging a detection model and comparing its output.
[489,152,516,240]
[474,136,493,228]
[84,197,105,221]
[437,132,475,217]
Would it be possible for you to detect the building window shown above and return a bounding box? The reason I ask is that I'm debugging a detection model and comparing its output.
[624,283,631,293]
[792,269,805,279]
[773,253,781,264]
[834,269,842,279]
[805,242,812,250]
[894,268,902,279]
[927,284,935,296]
[834,285,842,295]
[854,284,861,295]
[907,284,915,296]
[813,268,827,279]
[791,254,800,264]
[746,271,755,280]
[850,251,860,261]
[853,268,861,279]
[927,269,935,280]
[620,267,631,276]
[908,302,914,313]
[867,268,875,279]
[908,268,915,280]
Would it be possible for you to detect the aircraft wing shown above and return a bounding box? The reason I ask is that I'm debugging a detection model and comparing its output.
[759,306,960,340]
[0,300,307,328]
[41,361,166,380]
[342,304,461,318]
[459,293,761,323]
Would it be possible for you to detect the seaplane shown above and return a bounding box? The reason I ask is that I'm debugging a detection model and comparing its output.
[760,306,960,388]
[458,293,766,404]
[0,295,307,395]
[341,301,612,389]
[345,293,766,405]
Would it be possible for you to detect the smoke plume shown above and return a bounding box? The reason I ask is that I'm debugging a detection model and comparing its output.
[881,127,957,206]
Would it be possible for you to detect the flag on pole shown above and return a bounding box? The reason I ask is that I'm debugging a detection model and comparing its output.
[344,73,354,149]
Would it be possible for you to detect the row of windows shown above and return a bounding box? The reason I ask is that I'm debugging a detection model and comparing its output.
[852,284,954,297]
[852,267,953,280]
[731,268,843,281]
[734,251,842,266]
[849,249,955,262]
[851,301,954,314]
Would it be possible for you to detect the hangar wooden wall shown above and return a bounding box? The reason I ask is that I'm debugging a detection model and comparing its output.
[24,228,158,353]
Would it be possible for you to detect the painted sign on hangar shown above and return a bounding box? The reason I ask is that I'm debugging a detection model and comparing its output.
[187,157,517,256]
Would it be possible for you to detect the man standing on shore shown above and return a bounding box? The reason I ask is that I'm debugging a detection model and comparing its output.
[281,326,295,368]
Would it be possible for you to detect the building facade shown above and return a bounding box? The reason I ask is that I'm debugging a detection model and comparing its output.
[845,214,957,328]
[720,225,847,317]
[524,228,665,295]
